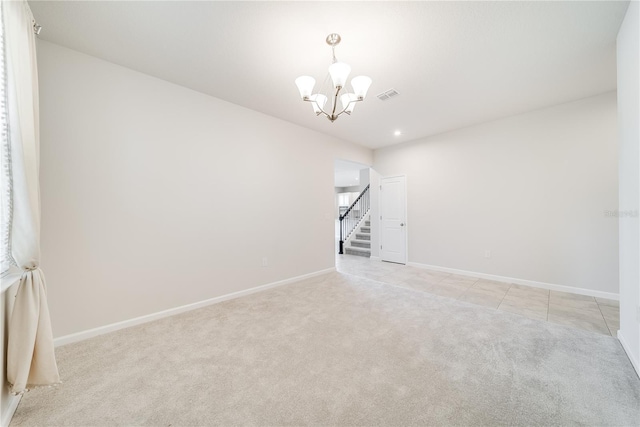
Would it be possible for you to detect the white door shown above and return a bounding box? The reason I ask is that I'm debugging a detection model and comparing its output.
[380,176,407,264]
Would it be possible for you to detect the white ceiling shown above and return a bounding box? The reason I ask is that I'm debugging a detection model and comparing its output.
[29,1,628,149]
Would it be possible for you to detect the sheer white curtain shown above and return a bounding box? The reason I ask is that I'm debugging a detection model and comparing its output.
[3,0,60,394]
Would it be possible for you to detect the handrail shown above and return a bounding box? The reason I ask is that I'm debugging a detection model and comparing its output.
[339,184,369,222]
[338,184,370,254]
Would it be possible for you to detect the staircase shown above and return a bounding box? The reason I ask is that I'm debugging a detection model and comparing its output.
[338,184,370,256]
[345,218,371,257]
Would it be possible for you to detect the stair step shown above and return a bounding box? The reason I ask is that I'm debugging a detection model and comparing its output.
[355,233,370,241]
[351,239,371,249]
[365,220,370,226]
[360,226,370,233]
[345,247,371,257]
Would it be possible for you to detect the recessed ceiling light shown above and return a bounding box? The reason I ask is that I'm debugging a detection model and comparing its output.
[394,130,402,136]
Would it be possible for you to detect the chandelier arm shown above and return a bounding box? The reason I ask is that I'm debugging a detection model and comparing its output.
[302,98,331,117]
[335,97,364,117]
[330,86,341,120]
[335,95,366,118]
[336,105,353,117]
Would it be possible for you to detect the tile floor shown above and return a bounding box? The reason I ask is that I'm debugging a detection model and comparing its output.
[336,255,619,336]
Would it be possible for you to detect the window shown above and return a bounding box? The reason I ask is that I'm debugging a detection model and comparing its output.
[0,6,13,278]
[338,193,350,207]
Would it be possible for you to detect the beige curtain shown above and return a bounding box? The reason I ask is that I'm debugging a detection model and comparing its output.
[3,0,60,394]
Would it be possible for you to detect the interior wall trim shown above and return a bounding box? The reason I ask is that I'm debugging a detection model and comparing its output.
[53,267,336,348]
[407,261,619,301]
[618,331,640,378]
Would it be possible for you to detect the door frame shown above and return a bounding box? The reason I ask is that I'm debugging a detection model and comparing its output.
[378,174,408,264]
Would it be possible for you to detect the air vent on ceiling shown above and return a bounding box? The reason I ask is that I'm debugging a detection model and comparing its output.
[377,89,399,101]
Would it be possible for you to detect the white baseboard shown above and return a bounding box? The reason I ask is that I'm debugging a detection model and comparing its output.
[618,330,640,378]
[1,394,21,427]
[54,267,335,347]
[406,262,619,301]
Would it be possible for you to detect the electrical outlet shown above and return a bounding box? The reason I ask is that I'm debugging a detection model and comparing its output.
[261,257,268,267]
[484,250,491,259]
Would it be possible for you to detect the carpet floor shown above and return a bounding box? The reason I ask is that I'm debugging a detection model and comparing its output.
[10,271,640,426]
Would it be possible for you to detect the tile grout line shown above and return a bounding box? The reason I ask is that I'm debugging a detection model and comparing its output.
[548,293,610,336]
[594,299,615,337]
[457,278,480,301]
[495,283,512,312]
[547,291,551,321]
[339,259,613,336]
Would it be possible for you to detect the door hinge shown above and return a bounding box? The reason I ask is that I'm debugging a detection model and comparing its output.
[380,215,382,220]
[380,245,383,249]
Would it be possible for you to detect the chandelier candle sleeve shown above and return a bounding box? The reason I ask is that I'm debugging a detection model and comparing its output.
[295,33,372,122]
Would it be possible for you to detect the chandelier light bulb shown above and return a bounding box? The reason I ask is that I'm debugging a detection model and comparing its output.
[310,94,328,114]
[351,76,372,100]
[328,62,351,89]
[295,76,315,99]
[340,93,357,114]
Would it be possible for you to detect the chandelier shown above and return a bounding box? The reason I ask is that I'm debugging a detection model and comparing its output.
[295,34,372,122]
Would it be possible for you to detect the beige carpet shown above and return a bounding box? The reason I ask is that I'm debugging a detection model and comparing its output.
[11,271,640,426]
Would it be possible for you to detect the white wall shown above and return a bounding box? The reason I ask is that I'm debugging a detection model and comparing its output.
[374,92,619,296]
[369,169,381,258]
[616,1,640,374]
[37,41,372,338]
[359,168,370,192]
